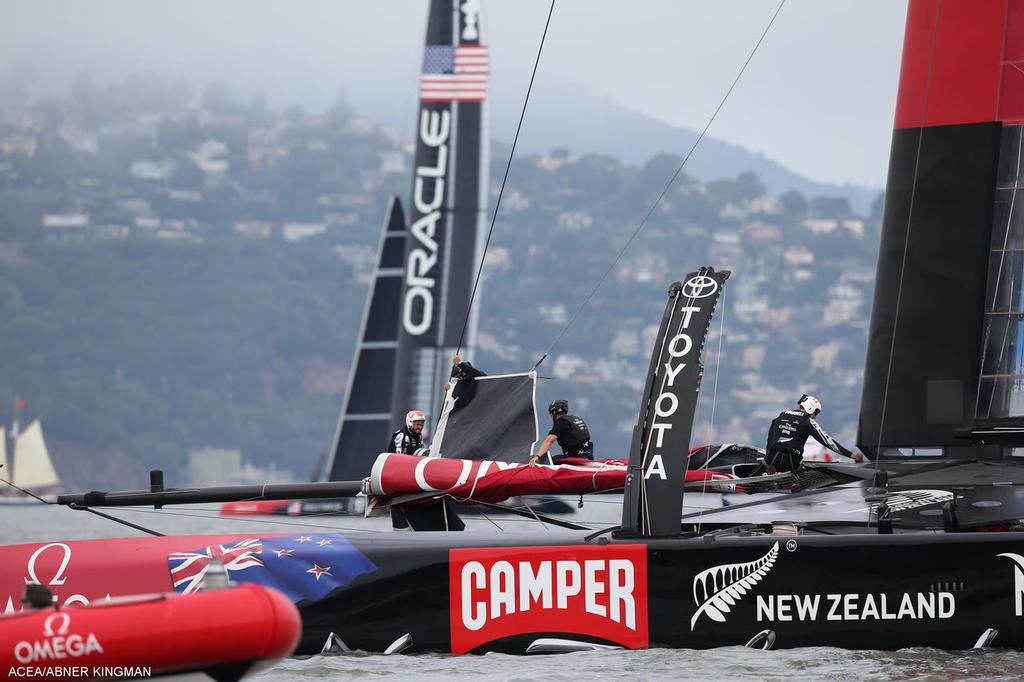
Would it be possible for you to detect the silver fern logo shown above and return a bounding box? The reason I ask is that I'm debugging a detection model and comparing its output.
[997,552,1024,616]
[853,489,953,514]
[691,542,779,630]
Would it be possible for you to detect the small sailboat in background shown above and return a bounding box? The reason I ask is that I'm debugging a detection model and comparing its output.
[0,413,61,504]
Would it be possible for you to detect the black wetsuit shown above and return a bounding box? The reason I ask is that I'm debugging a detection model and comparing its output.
[388,426,423,455]
[450,361,486,409]
[548,414,594,462]
[764,409,854,472]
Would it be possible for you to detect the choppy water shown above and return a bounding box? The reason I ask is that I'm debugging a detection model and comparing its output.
[4,502,1024,681]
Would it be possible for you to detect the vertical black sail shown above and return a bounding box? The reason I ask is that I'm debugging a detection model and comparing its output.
[327,0,489,480]
[327,198,408,480]
[621,268,730,537]
[392,0,490,432]
[858,0,1024,457]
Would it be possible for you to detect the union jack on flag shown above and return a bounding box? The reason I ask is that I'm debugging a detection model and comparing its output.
[166,534,378,604]
[168,538,264,594]
[420,44,489,102]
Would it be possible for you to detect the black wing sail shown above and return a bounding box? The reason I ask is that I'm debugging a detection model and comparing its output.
[858,1,1024,458]
[391,0,490,433]
[326,198,408,480]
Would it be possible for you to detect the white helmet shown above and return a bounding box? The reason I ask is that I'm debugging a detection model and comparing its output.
[798,394,822,416]
[405,410,426,429]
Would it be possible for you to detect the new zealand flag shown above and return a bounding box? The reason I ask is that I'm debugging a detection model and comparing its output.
[167,533,378,603]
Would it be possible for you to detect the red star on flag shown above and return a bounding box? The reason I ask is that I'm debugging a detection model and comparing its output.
[275,548,295,557]
[317,539,332,546]
[307,564,332,581]
[296,536,312,543]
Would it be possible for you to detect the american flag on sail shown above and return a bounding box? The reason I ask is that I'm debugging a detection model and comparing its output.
[420,44,489,102]
[167,534,378,603]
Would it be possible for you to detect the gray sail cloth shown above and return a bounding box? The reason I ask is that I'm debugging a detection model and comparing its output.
[431,372,538,462]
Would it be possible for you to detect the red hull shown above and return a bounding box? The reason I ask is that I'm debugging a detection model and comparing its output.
[0,534,283,613]
[0,584,300,680]
[219,500,290,516]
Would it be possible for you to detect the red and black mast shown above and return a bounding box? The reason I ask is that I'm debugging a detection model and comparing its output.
[859,0,1024,456]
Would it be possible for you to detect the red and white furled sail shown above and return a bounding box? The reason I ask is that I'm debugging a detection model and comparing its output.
[365,452,737,508]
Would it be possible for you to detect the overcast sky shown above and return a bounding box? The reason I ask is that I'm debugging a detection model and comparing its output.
[1,1,907,188]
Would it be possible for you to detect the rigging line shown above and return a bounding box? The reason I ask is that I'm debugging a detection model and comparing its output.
[67,504,164,537]
[874,0,942,465]
[1,476,161,536]
[523,502,550,530]
[0,477,56,504]
[475,506,504,531]
[532,1,785,369]
[456,0,557,353]
[147,505,370,522]
[696,284,728,535]
[105,506,382,533]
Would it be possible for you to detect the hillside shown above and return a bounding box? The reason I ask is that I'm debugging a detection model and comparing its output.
[0,82,881,487]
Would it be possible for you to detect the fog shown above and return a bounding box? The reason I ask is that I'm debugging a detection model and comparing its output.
[0,0,906,186]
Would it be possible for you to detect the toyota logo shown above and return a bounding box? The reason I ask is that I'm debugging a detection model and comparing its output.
[681,275,718,299]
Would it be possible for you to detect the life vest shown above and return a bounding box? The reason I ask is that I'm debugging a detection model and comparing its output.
[558,415,593,458]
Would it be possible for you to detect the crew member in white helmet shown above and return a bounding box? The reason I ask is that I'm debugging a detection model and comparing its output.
[389,410,426,455]
[763,394,864,472]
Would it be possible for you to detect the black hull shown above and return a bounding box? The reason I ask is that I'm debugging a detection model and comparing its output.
[294,529,1024,655]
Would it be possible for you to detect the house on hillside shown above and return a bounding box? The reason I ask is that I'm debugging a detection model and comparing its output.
[41,213,89,240]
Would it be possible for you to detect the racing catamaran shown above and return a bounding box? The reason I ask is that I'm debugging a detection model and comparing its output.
[5,0,1024,658]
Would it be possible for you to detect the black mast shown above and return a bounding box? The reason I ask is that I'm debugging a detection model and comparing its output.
[327,1,489,481]
[390,0,490,435]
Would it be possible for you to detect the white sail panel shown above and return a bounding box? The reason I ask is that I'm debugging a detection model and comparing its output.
[0,427,7,478]
[12,420,60,489]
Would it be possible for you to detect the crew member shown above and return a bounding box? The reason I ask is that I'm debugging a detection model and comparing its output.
[442,353,487,409]
[389,410,426,455]
[764,394,863,473]
[528,399,594,466]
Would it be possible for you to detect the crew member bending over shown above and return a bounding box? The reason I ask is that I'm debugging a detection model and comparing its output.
[528,399,594,466]
[764,394,863,473]
[389,410,426,455]
[442,353,487,410]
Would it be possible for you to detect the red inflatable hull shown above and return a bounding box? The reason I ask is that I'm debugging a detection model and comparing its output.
[0,584,300,681]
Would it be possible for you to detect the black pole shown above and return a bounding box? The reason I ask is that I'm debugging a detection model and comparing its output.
[58,480,364,508]
[149,469,164,509]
